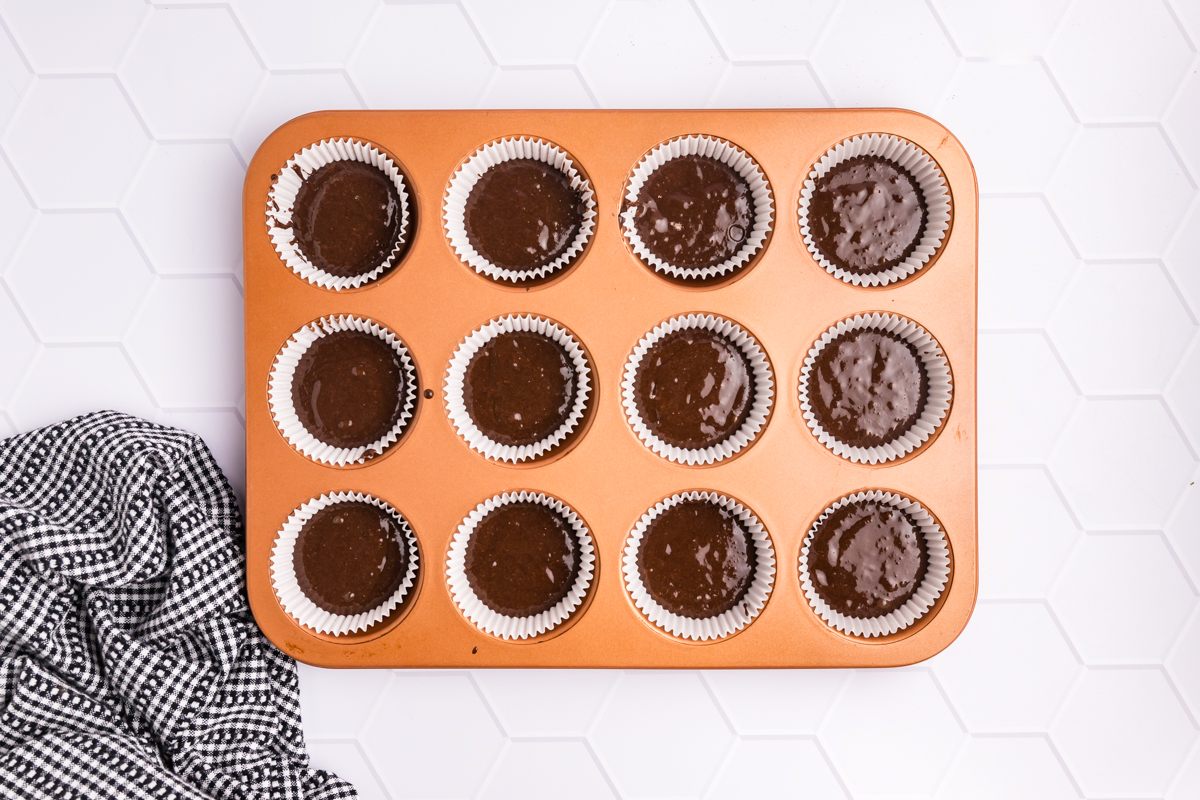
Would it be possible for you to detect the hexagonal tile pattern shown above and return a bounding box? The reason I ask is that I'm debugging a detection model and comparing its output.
[707,739,846,799]
[228,0,379,70]
[703,670,846,734]
[1171,742,1200,800]
[297,665,392,741]
[977,196,1079,331]
[462,0,608,65]
[934,62,1076,192]
[307,742,387,800]
[1050,668,1197,797]
[0,288,36,406]
[122,143,244,276]
[1048,263,1196,395]
[8,346,156,432]
[0,25,31,131]
[5,212,152,342]
[234,73,362,163]
[811,0,958,113]
[1046,0,1192,122]
[1168,609,1200,720]
[349,4,494,109]
[978,332,1078,465]
[1046,126,1194,259]
[124,277,244,408]
[471,670,617,736]
[935,736,1080,800]
[1167,333,1200,450]
[1166,467,1200,589]
[695,0,838,61]
[481,742,615,800]
[478,68,594,109]
[589,672,734,798]
[119,6,264,139]
[1166,197,1200,318]
[3,77,150,207]
[578,0,725,108]
[359,673,505,800]
[707,64,829,108]
[1,0,145,73]
[1165,66,1200,180]
[931,603,1081,731]
[0,157,35,270]
[929,0,1071,57]
[1048,399,1196,530]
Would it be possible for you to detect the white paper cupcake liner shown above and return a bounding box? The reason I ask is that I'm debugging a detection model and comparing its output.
[271,492,420,637]
[799,313,951,465]
[623,491,775,642]
[443,137,597,284]
[622,314,774,465]
[266,138,412,290]
[799,490,950,638]
[621,135,774,281]
[446,491,595,641]
[444,315,592,463]
[269,315,418,467]
[798,134,951,287]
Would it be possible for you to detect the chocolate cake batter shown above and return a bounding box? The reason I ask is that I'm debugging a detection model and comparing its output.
[289,160,407,278]
[464,502,581,617]
[463,159,585,273]
[810,329,926,448]
[633,155,754,270]
[464,330,578,447]
[638,500,757,619]
[808,500,927,618]
[634,328,754,450]
[809,155,927,274]
[294,501,409,616]
[291,329,407,450]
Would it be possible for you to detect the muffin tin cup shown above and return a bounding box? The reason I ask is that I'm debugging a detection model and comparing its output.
[269,315,418,467]
[799,490,950,638]
[798,133,951,287]
[266,138,412,291]
[622,314,774,465]
[621,135,774,281]
[446,491,596,641]
[444,314,592,464]
[443,137,597,284]
[623,491,776,642]
[799,312,952,465]
[271,492,420,637]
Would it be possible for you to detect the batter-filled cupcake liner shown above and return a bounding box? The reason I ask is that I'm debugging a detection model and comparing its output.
[623,491,775,641]
[799,313,951,465]
[446,491,595,641]
[799,490,949,638]
[622,314,774,465]
[266,138,412,290]
[798,134,951,287]
[269,315,418,467]
[621,135,774,280]
[443,137,597,284]
[444,314,592,463]
[271,491,419,637]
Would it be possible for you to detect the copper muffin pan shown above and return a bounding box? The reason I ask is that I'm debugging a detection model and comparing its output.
[243,110,977,668]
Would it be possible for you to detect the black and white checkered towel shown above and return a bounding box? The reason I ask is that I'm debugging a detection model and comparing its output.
[0,411,355,799]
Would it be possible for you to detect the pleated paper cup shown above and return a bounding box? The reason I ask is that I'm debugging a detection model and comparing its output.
[446,491,595,641]
[623,491,775,642]
[798,133,951,287]
[443,137,596,284]
[266,138,412,290]
[271,492,419,637]
[269,315,418,467]
[799,490,950,638]
[622,314,773,465]
[444,315,592,463]
[799,313,951,465]
[621,135,774,281]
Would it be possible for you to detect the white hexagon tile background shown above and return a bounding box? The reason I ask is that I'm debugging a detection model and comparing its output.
[0,1,1198,798]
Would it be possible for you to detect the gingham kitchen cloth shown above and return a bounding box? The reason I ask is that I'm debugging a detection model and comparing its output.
[0,411,355,799]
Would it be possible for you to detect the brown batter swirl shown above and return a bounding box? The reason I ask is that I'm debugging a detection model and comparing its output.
[294,501,410,616]
[292,329,407,450]
[810,329,926,448]
[464,502,581,617]
[463,159,585,273]
[633,155,753,271]
[808,500,927,618]
[634,328,754,450]
[638,500,757,619]
[290,160,408,278]
[809,155,926,274]
[464,330,578,448]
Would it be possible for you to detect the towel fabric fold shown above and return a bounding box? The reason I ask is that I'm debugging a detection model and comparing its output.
[0,411,355,799]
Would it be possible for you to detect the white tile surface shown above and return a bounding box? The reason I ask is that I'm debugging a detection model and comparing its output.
[2,2,1199,797]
